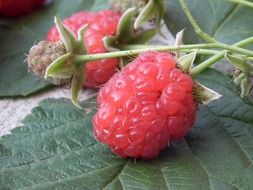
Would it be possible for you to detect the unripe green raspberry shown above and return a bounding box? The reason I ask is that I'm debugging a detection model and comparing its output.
[27,41,69,85]
[110,0,148,12]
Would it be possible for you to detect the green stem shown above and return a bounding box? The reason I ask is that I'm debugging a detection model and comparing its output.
[190,53,225,77]
[178,0,253,69]
[234,36,253,47]
[191,37,253,76]
[74,43,253,63]
[246,57,253,61]
[225,0,253,8]
[124,43,253,56]
[121,45,220,55]
[178,0,218,43]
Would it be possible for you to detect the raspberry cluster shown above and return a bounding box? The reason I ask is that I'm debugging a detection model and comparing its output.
[47,10,121,87]
[93,51,196,159]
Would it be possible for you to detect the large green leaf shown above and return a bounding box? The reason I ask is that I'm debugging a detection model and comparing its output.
[165,0,253,49]
[0,0,109,97]
[1,69,253,189]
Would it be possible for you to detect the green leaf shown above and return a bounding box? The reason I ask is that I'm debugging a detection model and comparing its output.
[0,0,109,97]
[165,0,253,49]
[1,69,253,189]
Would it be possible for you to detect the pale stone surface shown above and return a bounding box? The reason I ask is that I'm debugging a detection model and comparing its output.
[0,26,175,137]
[0,88,96,137]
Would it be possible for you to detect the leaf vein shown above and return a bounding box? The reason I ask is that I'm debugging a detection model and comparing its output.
[18,163,125,190]
[206,106,253,168]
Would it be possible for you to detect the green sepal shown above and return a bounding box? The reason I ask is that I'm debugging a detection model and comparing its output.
[53,16,89,108]
[104,7,157,51]
[103,36,119,52]
[178,51,197,73]
[193,82,222,105]
[102,8,137,51]
[75,25,88,54]
[71,68,85,109]
[117,8,138,44]
[45,53,74,79]
[134,28,157,44]
[55,16,87,55]
[226,53,253,97]
[226,54,250,74]
[240,77,251,97]
[234,72,245,86]
[55,16,77,53]
[175,29,185,58]
[175,29,185,46]
[233,72,251,97]
[134,0,165,30]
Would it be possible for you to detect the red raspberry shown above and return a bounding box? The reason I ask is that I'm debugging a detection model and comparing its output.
[0,0,45,17]
[93,51,197,159]
[46,10,121,88]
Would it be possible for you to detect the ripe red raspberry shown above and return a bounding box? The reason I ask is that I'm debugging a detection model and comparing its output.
[0,0,45,17]
[46,10,121,88]
[93,51,197,159]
